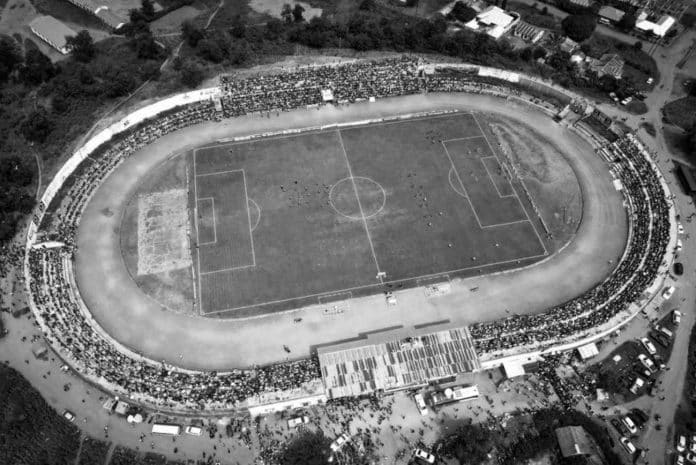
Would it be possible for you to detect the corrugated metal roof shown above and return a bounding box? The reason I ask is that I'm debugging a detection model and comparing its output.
[29,15,76,53]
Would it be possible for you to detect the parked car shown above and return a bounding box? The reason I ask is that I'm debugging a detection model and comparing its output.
[620,437,636,454]
[663,286,676,300]
[677,239,683,251]
[330,433,350,452]
[185,426,203,436]
[63,410,75,422]
[629,377,645,395]
[287,416,309,428]
[675,262,684,275]
[640,337,657,355]
[630,408,649,426]
[674,310,683,325]
[638,354,657,373]
[412,448,436,464]
[622,416,638,435]
[414,393,428,416]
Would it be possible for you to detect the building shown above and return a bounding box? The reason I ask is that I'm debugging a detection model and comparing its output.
[588,53,625,79]
[568,0,590,8]
[598,5,626,24]
[555,426,604,464]
[559,37,579,54]
[29,15,76,55]
[318,326,481,399]
[513,21,545,44]
[464,6,519,40]
[635,12,676,37]
[66,0,126,30]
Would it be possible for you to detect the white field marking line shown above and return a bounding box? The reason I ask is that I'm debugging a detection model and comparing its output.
[193,112,479,156]
[195,197,218,246]
[480,156,517,199]
[192,149,204,315]
[440,141,485,229]
[248,198,261,231]
[335,129,383,282]
[241,169,257,267]
[202,252,548,315]
[318,290,353,305]
[480,219,530,229]
[328,176,387,220]
[447,167,467,198]
[195,168,245,178]
[200,263,256,275]
[471,113,549,256]
[441,135,486,143]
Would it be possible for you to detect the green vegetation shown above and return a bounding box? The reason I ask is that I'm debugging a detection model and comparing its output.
[0,363,81,465]
[0,0,167,243]
[665,96,696,131]
[438,409,622,465]
[275,429,332,465]
[562,14,597,42]
[77,437,111,465]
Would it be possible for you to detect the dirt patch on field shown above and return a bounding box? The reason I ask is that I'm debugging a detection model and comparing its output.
[486,114,583,252]
[120,153,195,315]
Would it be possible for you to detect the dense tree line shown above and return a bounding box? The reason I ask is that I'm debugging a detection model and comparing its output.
[0,0,166,243]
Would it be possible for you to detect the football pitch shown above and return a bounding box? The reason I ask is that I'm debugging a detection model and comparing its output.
[191,113,549,317]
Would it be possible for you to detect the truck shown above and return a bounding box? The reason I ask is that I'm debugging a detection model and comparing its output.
[429,385,480,407]
[152,424,181,435]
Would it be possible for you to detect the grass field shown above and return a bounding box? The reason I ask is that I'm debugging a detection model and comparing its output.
[190,113,550,317]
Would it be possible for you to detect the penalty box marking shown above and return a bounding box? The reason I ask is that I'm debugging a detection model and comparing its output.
[192,159,257,276]
[196,197,218,246]
[202,252,548,315]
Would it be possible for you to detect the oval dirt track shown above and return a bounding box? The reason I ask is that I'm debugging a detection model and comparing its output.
[74,93,627,370]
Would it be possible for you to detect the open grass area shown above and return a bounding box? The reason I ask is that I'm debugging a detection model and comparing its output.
[664,96,696,131]
[183,113,552,317]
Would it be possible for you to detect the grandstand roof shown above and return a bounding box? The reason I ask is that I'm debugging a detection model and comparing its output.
[464,6,516,40]
[29,16,76,54]
[318,326,481,399]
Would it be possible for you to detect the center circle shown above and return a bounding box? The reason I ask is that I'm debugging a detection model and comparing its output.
[329,176,386,220]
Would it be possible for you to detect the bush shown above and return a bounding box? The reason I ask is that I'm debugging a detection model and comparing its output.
[180,60,204,88]
[562,14,597,42]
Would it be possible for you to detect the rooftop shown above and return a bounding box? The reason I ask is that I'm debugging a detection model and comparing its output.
[598,5,626,22]
[29,15,77,54]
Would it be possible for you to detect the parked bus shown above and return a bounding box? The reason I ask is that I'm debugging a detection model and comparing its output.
[152,424,181,435]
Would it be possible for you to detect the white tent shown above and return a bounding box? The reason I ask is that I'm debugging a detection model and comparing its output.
[577,342,599,360]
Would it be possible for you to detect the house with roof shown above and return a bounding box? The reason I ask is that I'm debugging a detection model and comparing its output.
[559,37,579,54]
[568,0,591,9]
[464,6,520,40]
[598,5,626,24]
[588,53,625,79]
[29,15,77,55]
[635,11,675,37]
[66,0,126,30]
[555,426,604,465]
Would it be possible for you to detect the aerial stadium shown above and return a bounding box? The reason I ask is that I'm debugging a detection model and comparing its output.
[24,57,677,414]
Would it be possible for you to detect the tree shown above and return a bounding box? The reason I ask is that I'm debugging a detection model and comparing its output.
[281,3,293,23]
[19,49,55,85]
[141,0,155,19]
[20,108,54,144]
[633,40,643,51]
[66,30,96,62]
[0,36,23,82]
[230,14,247,38]
[293,3,305,23]
[359,0,376,10]
[562,14,597,42]
[182,21,204,47]
[618,12,637,32]
[264,18,285,40]
[449,2,477,23]
[277,430,332,465]
[501,0,508,9]
[130,31,162,59]
[180,60,204,88]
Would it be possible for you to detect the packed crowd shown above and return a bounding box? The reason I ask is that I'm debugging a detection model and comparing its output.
[23,58,672,409]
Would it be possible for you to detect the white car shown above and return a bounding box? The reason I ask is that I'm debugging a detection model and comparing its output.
[640,337,657,355]
[287,415,309,428]
[663,286,676,300]
[63,410,76,422]
[620,437,636,454]
[622,416,638,435]
[678,223,685,234]
[677,455,685,465]
[647,77,654,85]
[679,436,691,455]
[677,239,683,252]
[629,377,645,394]
[330,433,350,452]
[414,393,428,416]
[413,448,436,464]
[674,310,683,325]
[638,354,657,373]
[185,426,203,436]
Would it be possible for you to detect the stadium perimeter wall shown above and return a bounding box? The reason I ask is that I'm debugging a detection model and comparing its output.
[23,63,676,413]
